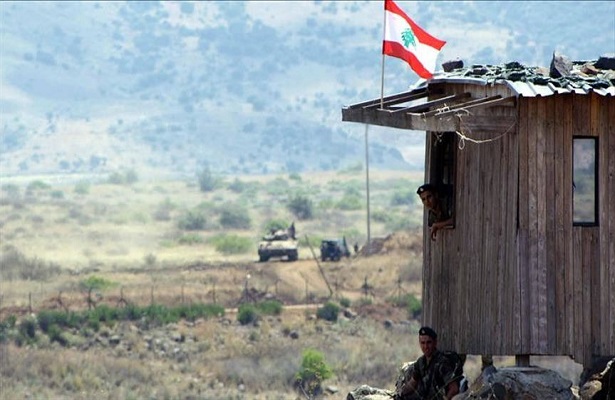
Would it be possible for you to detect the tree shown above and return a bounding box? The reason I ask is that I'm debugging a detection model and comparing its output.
[287,194,313,220]
[197,166,218,192]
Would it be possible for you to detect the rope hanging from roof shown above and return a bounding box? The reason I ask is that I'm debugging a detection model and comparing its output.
[430,106,517,150]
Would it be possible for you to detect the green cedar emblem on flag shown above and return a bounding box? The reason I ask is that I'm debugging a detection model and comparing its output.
[401,28,416,48]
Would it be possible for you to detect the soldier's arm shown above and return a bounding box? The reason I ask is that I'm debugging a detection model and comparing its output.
[445,380,459,399]
[401,377,418,396]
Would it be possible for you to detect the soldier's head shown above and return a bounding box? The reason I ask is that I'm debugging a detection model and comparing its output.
[418,326,438,358]
[416,184,439,212]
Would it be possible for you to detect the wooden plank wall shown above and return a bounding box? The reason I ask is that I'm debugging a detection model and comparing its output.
[423,83,521,356]
[423,88,614,366]
[597,94,615,360]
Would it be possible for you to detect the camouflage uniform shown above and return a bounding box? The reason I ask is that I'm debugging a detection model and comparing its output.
[402,350,457,400]
[427,199,451,228]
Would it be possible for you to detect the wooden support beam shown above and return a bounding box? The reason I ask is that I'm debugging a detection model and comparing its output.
[344,88,431,110]
[390,92,471,114]
[420,95,503,118]
[428,96,517,118]
[342,106,516,133]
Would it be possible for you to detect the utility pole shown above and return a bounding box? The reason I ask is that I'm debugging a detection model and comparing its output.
[364,124,371,247]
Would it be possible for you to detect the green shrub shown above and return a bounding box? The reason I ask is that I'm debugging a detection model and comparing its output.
[227,178,253,193]
[264,219,290,233]
[295,348,333,396]
[219,205,251,229]
[288,172,302,181]
[197,166,219,192]
[390,188,416,206]
[74,180,90,195]
[80,276,117,292]
[47,324,68,346]
[237,303,258,325]
[26,180,51,192]
[88,305,119,324]
[107,169,138,185]
[339,297,351,308]
[153,198,176,221]
[0,247,62,281]
[406,294,422,319]
[1,183,20,196]
[177,210,206,230]
[50,190,64,199]
[385,215,416,232]
[256,299,283,316]
[209,234,252,255]
[287,194,313,220]
[177,234,204,245]
[335,194,362,211]
[372,209,394,224]
[37,310,81,332]
[18,317,37,342]
[316,301,340,322]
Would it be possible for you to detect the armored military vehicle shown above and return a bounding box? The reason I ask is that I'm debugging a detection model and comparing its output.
[258,224,298,262]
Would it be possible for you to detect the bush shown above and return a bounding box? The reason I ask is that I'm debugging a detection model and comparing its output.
[237,303,258,325]
[197,166,219,192]
[339,297,351,308]
[287,194,313,220]
[177,234,203,245]
[50,190,64,199]
[107,169,138,185]
[335,194,362,211]
[406,294,422,319]
[74,180,90,195]
[264,219,290,233]
[177,210,206,230]
[153,198,176,221]
[80,276,117,292]
[256,299,283,316]
[219,205,251,229]
[372,209,394,224]
[18,317,37,342]
[26,180,51,192]
[0,247,62,281]
[209,234,252,255]
[316,301,340,322]
[227,178,250,193]
[391,188,416,206]
[295,348,333,396]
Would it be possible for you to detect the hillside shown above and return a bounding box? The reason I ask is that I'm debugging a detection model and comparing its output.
[1,1,614,178]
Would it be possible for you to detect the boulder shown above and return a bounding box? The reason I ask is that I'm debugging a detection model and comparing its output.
[346,384,395,400]
[458,366,574,400]
[550,52,573,78]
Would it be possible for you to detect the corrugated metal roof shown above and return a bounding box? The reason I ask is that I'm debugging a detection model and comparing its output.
[430,55,615,97]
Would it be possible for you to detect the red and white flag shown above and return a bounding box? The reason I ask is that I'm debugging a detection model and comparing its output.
[382,0,446,79]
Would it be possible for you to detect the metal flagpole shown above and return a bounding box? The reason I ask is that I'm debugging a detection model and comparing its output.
[364,124,371,247]
[380,1,387,109]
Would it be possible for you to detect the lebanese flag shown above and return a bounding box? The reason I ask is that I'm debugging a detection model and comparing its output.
[382,0,446,79]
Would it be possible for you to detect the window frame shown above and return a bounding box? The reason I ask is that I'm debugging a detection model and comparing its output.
[427,131,456,229]
[572,136,599,227]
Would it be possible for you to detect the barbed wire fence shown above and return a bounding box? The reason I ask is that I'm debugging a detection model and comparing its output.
[0,271,418,319]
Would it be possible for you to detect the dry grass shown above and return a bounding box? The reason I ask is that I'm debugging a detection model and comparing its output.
[0,170,585,398]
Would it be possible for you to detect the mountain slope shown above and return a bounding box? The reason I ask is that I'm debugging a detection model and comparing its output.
[1,1,613,177]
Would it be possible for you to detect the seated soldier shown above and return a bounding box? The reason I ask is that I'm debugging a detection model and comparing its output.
[397,327,460,400]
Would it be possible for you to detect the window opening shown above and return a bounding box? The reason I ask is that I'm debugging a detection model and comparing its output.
[573,137,598,226]
[428,132,456,227]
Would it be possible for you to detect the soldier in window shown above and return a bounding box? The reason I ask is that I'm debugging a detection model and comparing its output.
[416,184,453,241]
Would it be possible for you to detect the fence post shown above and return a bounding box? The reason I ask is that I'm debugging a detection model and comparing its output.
[28,292,32,314]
